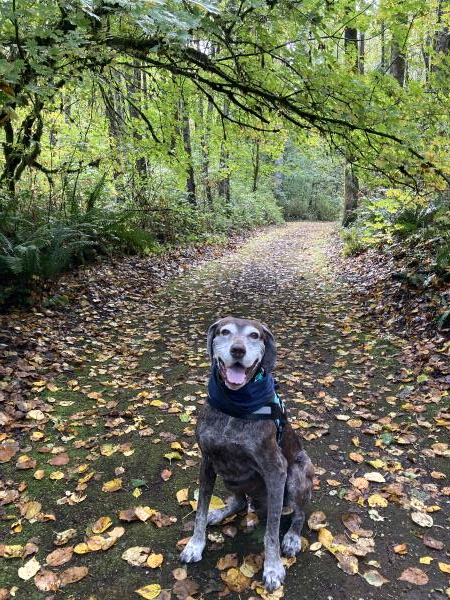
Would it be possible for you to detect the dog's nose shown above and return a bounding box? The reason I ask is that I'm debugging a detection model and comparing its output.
[230,345,246,359]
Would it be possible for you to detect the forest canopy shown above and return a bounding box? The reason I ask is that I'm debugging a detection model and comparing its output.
[1,0,450,305]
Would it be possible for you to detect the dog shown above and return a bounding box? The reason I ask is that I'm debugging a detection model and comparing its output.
[180,317,314,592]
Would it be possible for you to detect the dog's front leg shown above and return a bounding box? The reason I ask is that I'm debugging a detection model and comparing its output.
[262,456,287,592]
[180,455,216,563]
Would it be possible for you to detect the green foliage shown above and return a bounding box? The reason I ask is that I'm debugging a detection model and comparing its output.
[341,190,450,276]
[277,145,343,221]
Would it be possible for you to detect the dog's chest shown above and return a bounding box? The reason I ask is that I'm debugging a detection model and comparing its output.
[197,407,273,477]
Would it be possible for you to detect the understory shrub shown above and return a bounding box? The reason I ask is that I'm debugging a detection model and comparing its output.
[341,189,450,275]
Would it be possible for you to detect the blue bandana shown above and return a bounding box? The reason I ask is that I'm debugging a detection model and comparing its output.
[207,365,277,418]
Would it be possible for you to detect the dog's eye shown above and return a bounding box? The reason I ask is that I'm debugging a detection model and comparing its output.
[221,329,231,336]
[249,332,259,340]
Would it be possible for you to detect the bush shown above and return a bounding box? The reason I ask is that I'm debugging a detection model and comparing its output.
[341,189,450,275]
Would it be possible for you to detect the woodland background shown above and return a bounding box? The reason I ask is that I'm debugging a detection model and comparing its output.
[0,0,450,321]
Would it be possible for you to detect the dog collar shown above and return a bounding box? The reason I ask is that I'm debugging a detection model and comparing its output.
[207,366,288,444]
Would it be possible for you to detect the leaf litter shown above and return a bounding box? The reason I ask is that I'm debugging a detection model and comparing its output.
[0,222,449,598]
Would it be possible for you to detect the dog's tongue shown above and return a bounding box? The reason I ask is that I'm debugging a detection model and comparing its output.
[226,365,246,385]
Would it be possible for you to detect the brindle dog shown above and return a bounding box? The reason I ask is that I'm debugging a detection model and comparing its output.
[180,317,314,592]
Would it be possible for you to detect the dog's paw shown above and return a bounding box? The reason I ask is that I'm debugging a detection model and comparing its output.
[179,539,205,563]
[263,560,286,593]
[207,508,225,526]
[281,531,302,557]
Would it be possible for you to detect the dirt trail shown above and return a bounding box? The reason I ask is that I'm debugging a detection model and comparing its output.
[1,222,449,600]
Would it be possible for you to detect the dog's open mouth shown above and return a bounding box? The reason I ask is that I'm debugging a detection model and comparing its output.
[218,358,258,386]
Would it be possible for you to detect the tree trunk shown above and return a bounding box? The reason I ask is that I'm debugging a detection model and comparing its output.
[127,64,147,177]
[180,97,197,206]
[390,40,406,86]
[342,164,359,226]
[432,0,450,72]
[198,94,213,205]
[381,22,386,70]
[252,140,260,193]
[274,153,284,199]
[218,100,231,204]
[390,15,407,86]
[359,33,365,74]
[342,20,360,226]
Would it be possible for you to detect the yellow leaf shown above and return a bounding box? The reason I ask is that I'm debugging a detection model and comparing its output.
[209,495,226,510]
[439,562,450,574]
[367,459,385,469]
[47,383,59,392]
[34,469,45,480]
[135,583,162,599]
[73,543,89,555]
[133,487,142,498]
[176,488,189,504]
[393,543,408,555]
[50,471,65,480]
[146,553,163,568]
[92,516,112,534]
[420,556,433,565]
[318,528,334,550]
[367,494,388,508]
[102,478,122,493]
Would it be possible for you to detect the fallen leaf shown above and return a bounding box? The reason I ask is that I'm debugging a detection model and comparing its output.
[46,546,73,566]
[362,569,389,587]
[308,511,327,531]
[220,567,251,593]
[18,557,40,580]
[102,478,122,492]
[172,578,199,599]
[122,546,150,567]
[60,566,89,586]
[92,516,112,534]
[367,494,388,508]
[34,569,60,592]
[411,511,433,528]
[439,563,450,574]
[146,553,163,568]
[422,533,444,550]
[364,472,386,483]
[217,553,238,570]
[135,583,162,599]
[398,567,429,585]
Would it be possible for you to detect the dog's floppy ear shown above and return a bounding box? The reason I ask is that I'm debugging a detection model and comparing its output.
[206,319,222,361]
[261,324,276,373]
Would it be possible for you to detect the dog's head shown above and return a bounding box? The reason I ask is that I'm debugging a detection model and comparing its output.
[207,317,276,390]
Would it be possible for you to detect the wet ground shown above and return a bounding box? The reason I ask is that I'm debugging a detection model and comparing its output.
[1,222,449,600]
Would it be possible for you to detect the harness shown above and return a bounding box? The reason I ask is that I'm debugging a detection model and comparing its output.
[207,366,288,445]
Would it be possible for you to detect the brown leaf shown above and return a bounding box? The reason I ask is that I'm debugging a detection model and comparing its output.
[161,469,172,481]
[423,533,444,550]
[172,578,200,600]
[60,566,89,586]
[46,546,73,567]
[172,567,187,581]
[216,553,238,570]
[0,441,19,463]
[220,568,251,593]
[48,452,69,466]
[398,567,429,585]
[34,569,61,592]
[308,510,327,531]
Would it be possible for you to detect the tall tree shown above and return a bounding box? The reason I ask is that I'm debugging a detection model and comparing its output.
[342,19,360,226]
